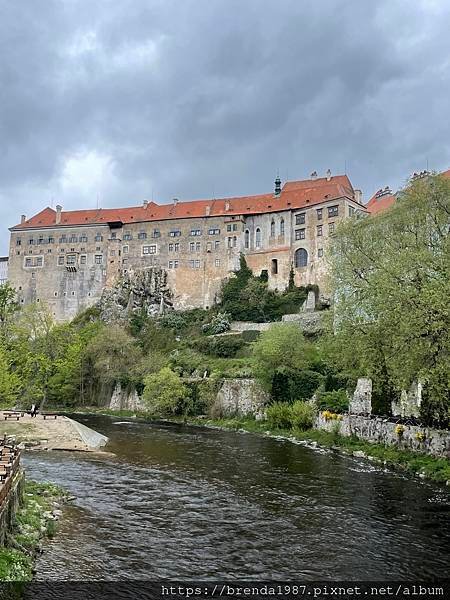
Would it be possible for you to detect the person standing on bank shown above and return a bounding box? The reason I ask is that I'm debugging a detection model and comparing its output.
[30,404,37,418]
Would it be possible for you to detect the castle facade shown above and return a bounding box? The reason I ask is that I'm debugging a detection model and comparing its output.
[8,173,365,321]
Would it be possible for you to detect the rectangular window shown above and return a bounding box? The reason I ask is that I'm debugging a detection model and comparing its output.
[328,205,339,217]
[110,250,115,256]
[169,230,181,237]
[58,256,64,265]
[215,259,221,267]
[80,255,87,264]
[195,242,201,251]
[296,213,305,225]
[25,257,32,267]
[110,232,117,239]
[190,229,201,236]
[169,243,174,251]
[37,237,44,245]
[137,232,147,240]
[16,239,22,246]
[189,242,195,252]
[226,224,232,232]
[174,260,179,269]
[208,228,220,235]
[227,237,233,248]
[214,240,220,250]
[232,224,238,231]
[168,261,173,269]
[195,260,200,268]
[48,237,55,244]
[317,208,323,220]
[95,255,103,264]
[329,223,335,234]
[28,239,35,245]
[152,229,161,238]
[123,232,133,241]
[349,206,355,216]
[174,243,179,252]
[66,254,76,265]
[35,257,43,266]
[318,248,324,258]
[142,245,157,255]
[295,228,305,240]
[317,225,323,236]
[122,245,129,254]
[59,236,67,243]
[79,235,88,243]
[95,234,103,242]
[69,235,77,243]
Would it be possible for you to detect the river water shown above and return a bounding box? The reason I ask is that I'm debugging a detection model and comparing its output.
[22,415,449,580]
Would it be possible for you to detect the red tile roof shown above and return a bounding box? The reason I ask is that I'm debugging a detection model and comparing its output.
[11,175,359,230]
[366,167,450,215]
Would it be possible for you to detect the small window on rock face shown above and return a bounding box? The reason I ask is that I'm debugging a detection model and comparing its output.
[271,259,278,275]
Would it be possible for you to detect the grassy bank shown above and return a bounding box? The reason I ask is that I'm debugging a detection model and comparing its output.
[0,480,68,583]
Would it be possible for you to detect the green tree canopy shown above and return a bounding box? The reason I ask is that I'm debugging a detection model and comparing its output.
[329,173,450,424]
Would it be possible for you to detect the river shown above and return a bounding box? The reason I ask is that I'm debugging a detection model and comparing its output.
[22,414,449,580]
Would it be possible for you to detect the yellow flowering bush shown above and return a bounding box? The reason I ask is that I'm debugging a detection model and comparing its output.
[395,424,405,436]
[415,431,426,442]
[322,410,343,421]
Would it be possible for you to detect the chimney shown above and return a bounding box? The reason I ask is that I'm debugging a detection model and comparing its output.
[225,201,230,211]
[274,176,281,197]
[143,200,148,208]
[326,169,331,181]
[55,205,62,225]
[354,189,362,204]
[173,198,179,207]
[205,205,211,216]
[310,171,317,180]
[20,215,26,224]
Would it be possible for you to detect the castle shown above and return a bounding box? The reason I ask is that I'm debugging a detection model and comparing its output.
[7,172,366,321]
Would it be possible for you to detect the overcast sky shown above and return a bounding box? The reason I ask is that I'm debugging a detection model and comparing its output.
[1,0,449,254]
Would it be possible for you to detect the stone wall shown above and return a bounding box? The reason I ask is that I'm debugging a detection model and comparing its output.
[212,378,270,417]
[0,470,24,546]
[109,383,146,412]
[230,321,273,332]
[315,413,450,458]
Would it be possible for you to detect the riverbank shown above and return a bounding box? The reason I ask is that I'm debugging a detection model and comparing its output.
[0,413,108,452]
[0,480,68,583]
[63,408,450,484]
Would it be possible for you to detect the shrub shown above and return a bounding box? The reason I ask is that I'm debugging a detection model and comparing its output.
[143,367,188,416]
[202,312,231,335]
[266,402,292,429]
[290,400,316,431]
[316,389,349,413]
[271,369,323,404]
[241,330,261,343]
[159,312,188,331]
[191,335,245,358]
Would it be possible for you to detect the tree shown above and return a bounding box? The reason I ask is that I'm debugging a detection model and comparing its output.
[329,173,450,425]
[252,323,318,393]
[0,344,20,407]
[143,367,188,415]
[0,283,18,330]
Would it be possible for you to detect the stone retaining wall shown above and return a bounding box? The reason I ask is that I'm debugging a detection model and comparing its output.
[212,378,269,417]
[315,413,450,458]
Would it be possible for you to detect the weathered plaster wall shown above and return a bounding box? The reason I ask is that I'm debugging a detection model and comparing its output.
[212,378,270,417]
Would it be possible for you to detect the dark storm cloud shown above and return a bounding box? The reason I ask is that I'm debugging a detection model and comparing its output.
[1,0,449,253]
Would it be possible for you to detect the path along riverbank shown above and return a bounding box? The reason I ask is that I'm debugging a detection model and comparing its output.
[0,413,108,452]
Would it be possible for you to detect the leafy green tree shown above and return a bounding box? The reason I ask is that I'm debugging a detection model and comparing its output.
[143,367,188,415]
[253,323,318,393]
[0,283,18,330]
[0,344,20,407]
[329,173,450,425]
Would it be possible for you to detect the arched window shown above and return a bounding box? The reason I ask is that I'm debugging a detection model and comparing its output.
[270,220,275,237]
[245,229,250,249]
[295,248,308,268]
[280,218,285,236]
[255,228,261,249]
